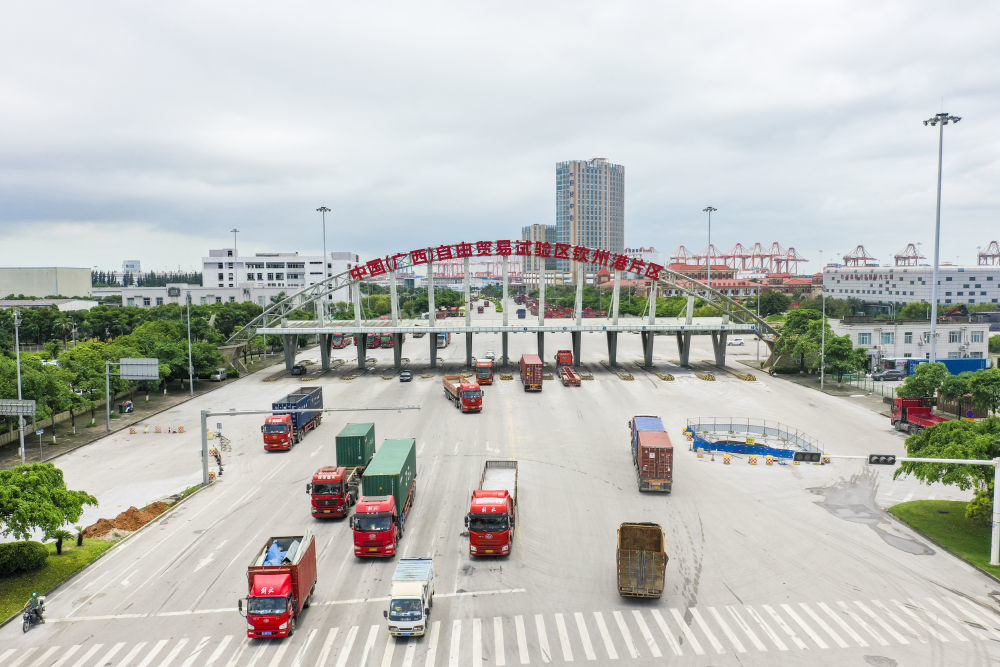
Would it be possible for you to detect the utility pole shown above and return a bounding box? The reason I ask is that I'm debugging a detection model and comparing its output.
[14,308,26,464]
[703,206,717,292]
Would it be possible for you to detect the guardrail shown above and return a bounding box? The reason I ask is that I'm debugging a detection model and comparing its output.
[684,417,823,459]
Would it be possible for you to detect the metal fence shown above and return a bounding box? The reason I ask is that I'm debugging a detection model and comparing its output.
[685,417,823,458]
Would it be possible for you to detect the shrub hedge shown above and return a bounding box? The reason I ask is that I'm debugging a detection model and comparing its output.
[0,540,49,576]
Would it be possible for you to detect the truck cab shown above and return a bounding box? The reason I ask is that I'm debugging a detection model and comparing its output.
[555,349,573,366]
[475,360,494,385]
[466,491,514,556]
[351,496,401,557]
[384,558,434,637]
[262,415,295,450]
[306,466,357,518]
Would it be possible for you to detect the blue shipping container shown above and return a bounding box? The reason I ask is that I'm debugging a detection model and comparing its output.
[273,387,323,430]
[630,415,665,459]
[906,358,988,376]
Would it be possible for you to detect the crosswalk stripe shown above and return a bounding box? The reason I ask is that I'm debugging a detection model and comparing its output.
[726,606,766,652]
[612,610,639,659]
[334,625,359,667]
[158,637,189,666]
[763,604,807,650]
[944,598,1000,643]
[135,638,168,667]
[70,643,103,667]
[379,633,395,667]
[0,649,15,664]
[401,638,416,667]
[243,641,267,667]
[424,621,441,667]
[293,628,318,667]
[49,644,81,667]
[514,615,529,664]
[708,606,745,653]
[872,599,922,643]
[7,646,38,667]
[182,636,212,667]
[472,618,483,665]
[535,613,552,663]
[223,638,252,667]
[891,599,947,642]
[574,611,597,661]
[204,635,233,666]
[494,616,506,666]
[782,604,826,649]
[316,628,338,666]
[448,619,462,667]
[632,609,662,657]
[925,597,986,641]
[651,609,683,656]
[854,601,907,645]
[745,606,787,651]
[690,608,724,654]
[835,601,886,646]
[670,608,705,655]
[910,598,967,642]
[119,641,148,666]
[554,613,574,661]
[266,640,291,667]
[818,602,867,647]
[359,624,380,666]
[592,611,619,660]
[799,602,847,648]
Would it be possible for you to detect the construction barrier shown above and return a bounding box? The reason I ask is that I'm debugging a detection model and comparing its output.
[765,455,773,466]
[207,431,214,440]
[178,426,185,433]
[723,453,731,465]
[208,472,216,483]
[155,425,162,434]
[822,456,831,464]
[129,426,136,434]
[749,455,758,465]
[696,448,704,459]
[143,425,150,434]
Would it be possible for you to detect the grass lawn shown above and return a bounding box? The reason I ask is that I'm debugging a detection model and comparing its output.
[889,500,1000,578]
[0,538,116,621]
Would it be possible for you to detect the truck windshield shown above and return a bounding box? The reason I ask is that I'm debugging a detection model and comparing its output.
[312,483,341,495]
[468,514,509,532]
[262,424,288,435]
[247,596,287,615]
[388,598,423,621]
[462,390,483,399]
[476,369,490,378]
[354,514,392,532]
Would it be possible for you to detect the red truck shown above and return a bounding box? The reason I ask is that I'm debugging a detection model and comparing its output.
[475,360,494,385]
[559,366,581,386]
[465,460,518,557]
[239,531,317,638]
[891,397,950,435]
[555,350,573,366]
[477,306,485,314]
[629,416,673,493]
[352,439,417,558]
[331,333,352,349]
[519,354,543,392]
[307,466,361,518]
[443,375,483,412]
[261,387,323,451]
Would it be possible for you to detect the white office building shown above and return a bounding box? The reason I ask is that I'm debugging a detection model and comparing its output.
[823,265,1000,306]
[830,318,991,365]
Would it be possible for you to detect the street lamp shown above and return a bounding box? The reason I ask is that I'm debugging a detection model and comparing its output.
[923,112,961,363]
[186,292,194,397]
[317,206,331,325]
[230,227,240,301]
[703,206,716,291]
[14,308,26,464]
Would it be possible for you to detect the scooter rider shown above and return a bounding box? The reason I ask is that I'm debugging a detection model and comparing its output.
[24,592,44,623]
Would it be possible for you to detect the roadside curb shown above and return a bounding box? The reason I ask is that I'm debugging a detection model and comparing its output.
[0,482,212,629]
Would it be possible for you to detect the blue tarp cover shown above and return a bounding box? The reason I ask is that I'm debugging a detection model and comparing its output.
[633,417,664,432]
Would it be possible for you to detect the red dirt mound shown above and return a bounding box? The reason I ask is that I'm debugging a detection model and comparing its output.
[83,500,172,538]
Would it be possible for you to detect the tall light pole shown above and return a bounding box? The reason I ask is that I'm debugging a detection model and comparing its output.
[923,112,961,363]
[317,206,331,325]
[14,308,26,464]
[703,206,716,291]
[230,227,240,301]
[186,292,194,397]
[820,252,828,390]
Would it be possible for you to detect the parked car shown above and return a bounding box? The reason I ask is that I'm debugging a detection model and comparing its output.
[399,370,413,382]
[872,369,905,381]
[290,363,307,376]
[485,351,497,361]
[209,368,227,382]
[726,338,745,346]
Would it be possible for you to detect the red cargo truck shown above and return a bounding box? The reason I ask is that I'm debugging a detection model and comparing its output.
[443,375,483,412]
[891,397,950,434]
[519,354,543,392]
[629,416,673,493]
[465,460,517,556]
[555,350,573,366]
[331,333,352,349]
[239,531,317,638]
[306,466,361,518]
[559,366,581,386]
[474,360,494,385]
[261,388,323,451]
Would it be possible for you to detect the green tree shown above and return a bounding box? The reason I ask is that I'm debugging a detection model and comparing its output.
[747,292,792,317]
[822,332,868,381]
[897,301,932,320]
[771,309,823,370]
[970,368,1000,415]
[896,361,948,399]
[989,334,1000,354]
[0,463,97,541]
[940,371,975,416]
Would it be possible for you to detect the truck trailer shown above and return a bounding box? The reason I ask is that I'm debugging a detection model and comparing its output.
[384,557,435,637]
[353,438,417,558]
[465,460,518,556]
[240,531,318,638]
[891,397,950,434]
[261,387,323,450]
[519,353,543,392]
[443,375,483,412]
[629,416,674,492]
[617,522,667,598]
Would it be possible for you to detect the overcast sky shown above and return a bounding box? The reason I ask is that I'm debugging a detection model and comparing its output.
[2,1,999,274]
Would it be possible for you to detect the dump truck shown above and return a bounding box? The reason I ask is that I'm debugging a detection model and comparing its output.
[465,460,518,556]
[443,375,483,412]
[239,531,318,638]
[474,359,494,385]
[261,387,323,450]
[891,397,950,434]
[519,353,543,391]
[617,522,667,598]
[559,366,581,386]
[353,438,417,558]
[384,557,435,637]
[629,416,674,492]
[555,349,573,366]
[305,423,374,517]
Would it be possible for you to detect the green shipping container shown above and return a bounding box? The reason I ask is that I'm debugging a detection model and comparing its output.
[336,423,376,468]
[362,438,417,514]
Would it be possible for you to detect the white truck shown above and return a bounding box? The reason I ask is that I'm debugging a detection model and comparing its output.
[384,557,435,637]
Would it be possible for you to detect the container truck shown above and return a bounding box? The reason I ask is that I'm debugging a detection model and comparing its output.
[617,522,667,598]
[555,349,573,366]
[891,397,950,434]
[239,531,317,638]
[261,387,323,450]
[559,366,581,386]
[477,306,485,314]
[352,439,417,558]
[436,332,451,348]
[628,416,674,492]
[519,353,543,391]
[380,333,393,347]
[474,359,494,385]
[465,460,517,556]
[331,333,352,349]
[306,423,375,518]
[384,557,435,637]
[516,308,527,319]
[443,375,483,412]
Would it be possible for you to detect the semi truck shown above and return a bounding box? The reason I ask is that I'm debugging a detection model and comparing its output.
[261,387,323,450]
[516,308,527,319]
[559,366,581,386]
[891,397,950,434]
[555,349,573,366]
[475,359,494,385]
[384,557,435,637]
[465,460,517,556]
[239,531,318,638]
[352,438,417,558]
[306,423,375,518]
[617,522,667,598]
[443,375,483,412]
[519,353,543,391]
[629,416,674,492]
[436,332,451,348]
[331,333,353,349]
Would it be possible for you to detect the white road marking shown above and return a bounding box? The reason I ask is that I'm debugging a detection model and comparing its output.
[334,625,359,667]
[494,615,506,666]
[293,628,319,666]
[7,646,38,667]
[158,637,189,666]
[632,609,662,658]
[554,613,574,661]
[449,619,462,667]
[194,539,229,572]
[910,598,967,642]
[181,635,212,666]
[424,620,441,667]
[892,599,948,642]
[726,606,766,652]
[945,598,1000,642]
[472,618,483,665]
[574,611,597,661]
[48,645,79,667]
[708,606,745,653]
[135,638,168,667]
[612,610,638,659]
[835,601,886,646]
[379,633,395,667]
[264,640,291,667]
[670,607,705,655]
[800,602,848,648]
[745,605,786,651]
[69,643,103,667]
[819,601,868,646]
[854,601,907,645]
[651,609,683,656]
[690,608,724,654]
[401,638,416,667]
[781,603,827,649]
[0,649,15,664]
[204,635,234,665]
[358,624,380,666]
[316,628,339,666]
[223,638,252,667]
[514,614,530,664]
[591,611,619,660]
[118,641,148,666]
[763,604,807,649]
[535,613,552,663]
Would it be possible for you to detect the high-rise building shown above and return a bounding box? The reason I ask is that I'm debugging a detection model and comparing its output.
[555,157,625,271]
[520,224,557,272]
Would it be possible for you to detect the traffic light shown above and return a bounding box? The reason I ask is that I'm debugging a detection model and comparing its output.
[793,451,822,463]
[868,454,897,465]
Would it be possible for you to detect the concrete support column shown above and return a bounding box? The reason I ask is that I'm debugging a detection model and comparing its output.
[648,280,657,325]
[356,338,367,370]
[538,269,546,326]
[572,331,582,366]
[711,332,728,366]
[642,331,654,367]
[686,295,695,324]
[352,278,363,326]
[574,264,584,326]
[429,332,437,369]
[463,256,472,328]
[393,333,402,370]
[319,333,331,371]
[426,261,436,324]
[282,335,298,370]
[607,332,618,367]
[537,332,545,365]
[676,332,692,367]
[502,256,509,327]
[611,269,622,324]
[502,332,509,368]
[466,332,473,368]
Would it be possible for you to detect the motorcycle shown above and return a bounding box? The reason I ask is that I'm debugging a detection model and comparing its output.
[22,597,45,633]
